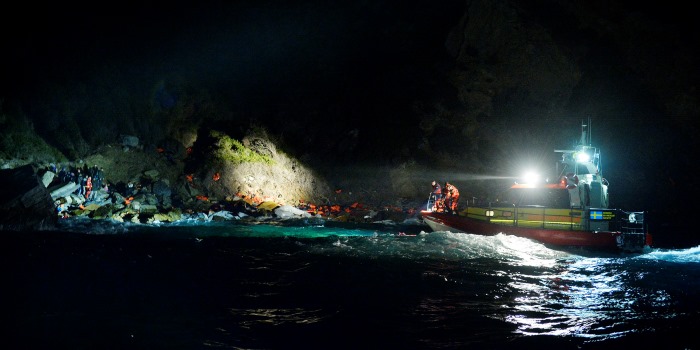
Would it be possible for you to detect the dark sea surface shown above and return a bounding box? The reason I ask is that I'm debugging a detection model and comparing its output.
[7,217,700,349]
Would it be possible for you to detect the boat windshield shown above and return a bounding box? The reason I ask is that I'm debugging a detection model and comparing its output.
[505,187,571,209]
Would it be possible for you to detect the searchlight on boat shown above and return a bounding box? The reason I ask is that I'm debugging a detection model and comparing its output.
[575,151,590,163]
[520,171,540,184]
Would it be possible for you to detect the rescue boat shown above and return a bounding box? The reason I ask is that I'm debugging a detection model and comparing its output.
[421,121,652,253]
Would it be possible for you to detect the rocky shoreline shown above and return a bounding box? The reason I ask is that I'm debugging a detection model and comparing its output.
[1,158,426,232]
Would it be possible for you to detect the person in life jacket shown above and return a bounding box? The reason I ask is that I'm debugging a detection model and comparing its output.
[431,180,444,212]
[444,182,460,214]
[85,176,93,200]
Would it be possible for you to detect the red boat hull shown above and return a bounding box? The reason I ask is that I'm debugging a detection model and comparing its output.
[421,210,624,250]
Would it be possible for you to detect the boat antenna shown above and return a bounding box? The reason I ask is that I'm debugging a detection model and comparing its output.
[579,116,593,146]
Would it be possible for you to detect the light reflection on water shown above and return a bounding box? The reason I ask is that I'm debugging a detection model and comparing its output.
[503,256,672,339]
[46,218,700,347]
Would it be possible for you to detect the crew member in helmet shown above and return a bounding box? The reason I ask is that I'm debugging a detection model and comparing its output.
[430,180,444,212]
[444,182,460,214]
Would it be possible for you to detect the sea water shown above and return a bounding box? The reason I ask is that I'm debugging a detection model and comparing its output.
[7,218,700,349]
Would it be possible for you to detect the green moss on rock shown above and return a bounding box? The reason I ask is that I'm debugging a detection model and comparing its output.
[210,130,274,165]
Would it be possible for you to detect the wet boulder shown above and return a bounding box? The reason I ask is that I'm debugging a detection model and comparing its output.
[210,210,235,221]
[0,164,57,231]
[89,189,111,203]
[144,193,159,206]
[49,182,80,200]
[274,205,311,219]
[40,170,55,187]
[152,180,171,198]
[153,209,182,223]
[143,169,160,181]
[112,192,126,205]
[139,204,159,214]
[91,204,114,219]
[121,135,140,149]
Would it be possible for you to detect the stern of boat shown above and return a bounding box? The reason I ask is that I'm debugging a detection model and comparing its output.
[616,210,651,252]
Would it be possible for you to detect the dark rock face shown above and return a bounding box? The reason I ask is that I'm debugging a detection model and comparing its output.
[0,164,57,231]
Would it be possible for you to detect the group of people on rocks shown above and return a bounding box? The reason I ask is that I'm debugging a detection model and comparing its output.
[46,160,462,221]
[56,164,107,201]
[430,180,460,214]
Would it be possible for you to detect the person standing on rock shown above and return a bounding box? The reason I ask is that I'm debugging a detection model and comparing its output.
[85,176,93,200]
[76,169,84,196]
[126,181,136,196]
[92,166,102,190]
[58,167,67,184]
[69,167,76,184]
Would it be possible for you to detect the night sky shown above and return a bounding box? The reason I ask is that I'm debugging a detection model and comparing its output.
[3,1,467,161]
[3,1,463,110]
[4,2,694,134]
[3,1,699,240]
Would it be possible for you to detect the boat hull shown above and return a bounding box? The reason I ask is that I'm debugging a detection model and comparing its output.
[421,210,627,251]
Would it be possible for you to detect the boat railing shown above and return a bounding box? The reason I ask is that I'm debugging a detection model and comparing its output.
[616,210,648,249]
[425,193,439,211]
[465,203,583,230]
[514,205,582,230]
